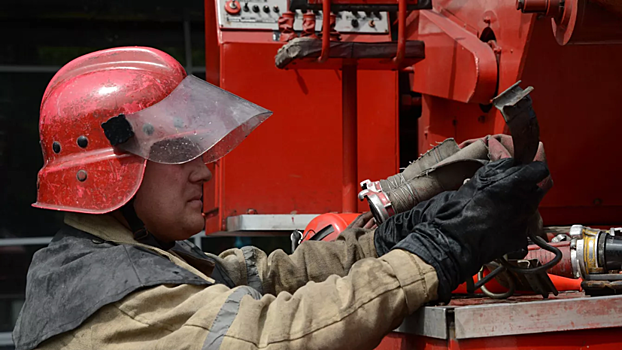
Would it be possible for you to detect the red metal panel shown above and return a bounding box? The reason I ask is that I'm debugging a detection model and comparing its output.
[415,0,538,150]
[342,63,359,212]
[430,328,622,350]
[552,0,622,45]
[415,0,537,149]
[375,333,412,350]
[219,41,341,221]
[203,0,222,233]
[205,37,399,230]
[416,1,622,226]
[520,18,622,225]
[409,10,498,104]
[306,0,421,5]
[357,69,399,212]
[378,328,622,350]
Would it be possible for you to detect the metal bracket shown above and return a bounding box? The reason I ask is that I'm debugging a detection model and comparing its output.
[492,81,539,165]
[514,259,559,298]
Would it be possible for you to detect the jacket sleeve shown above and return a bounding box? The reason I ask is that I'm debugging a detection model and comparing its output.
[39,249,438,350]
[213,227,378,295]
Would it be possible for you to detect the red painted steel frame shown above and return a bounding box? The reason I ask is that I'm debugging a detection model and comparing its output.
[318,0,331,63]
[393,0,406,65]
[204,1,399,232]
[376,327,622,350]
[342,63,359,213]
[307,0,420,5]
[409,10,498,104]
[415,0,622,226]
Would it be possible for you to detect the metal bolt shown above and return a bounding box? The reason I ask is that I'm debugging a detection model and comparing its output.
[552,234,570,243]
[77,136,88,148]
[516,0,525,10]
[143,123,154,135]
[52,141,61,154]
[76,170,88,182]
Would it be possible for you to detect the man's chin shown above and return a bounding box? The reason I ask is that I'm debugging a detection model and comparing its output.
[184,214,206,236]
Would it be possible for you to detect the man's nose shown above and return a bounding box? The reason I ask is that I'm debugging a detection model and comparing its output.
[188,157,213,183]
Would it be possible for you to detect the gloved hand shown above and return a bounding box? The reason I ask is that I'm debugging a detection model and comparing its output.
[391,159,550,302]
[347,211,377,230]
[374,191,455,256]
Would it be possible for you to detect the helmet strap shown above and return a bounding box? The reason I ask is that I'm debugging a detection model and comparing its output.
[120,198,175,250]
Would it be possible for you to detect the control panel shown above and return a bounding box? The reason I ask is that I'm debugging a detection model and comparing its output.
[217,0,389,34]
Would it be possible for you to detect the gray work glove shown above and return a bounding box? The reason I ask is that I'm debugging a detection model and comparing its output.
[389,159,549,301]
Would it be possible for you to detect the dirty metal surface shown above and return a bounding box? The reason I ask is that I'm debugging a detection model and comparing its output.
[226,214,319,231]
[394,304,450,339]
[396,292,622,340]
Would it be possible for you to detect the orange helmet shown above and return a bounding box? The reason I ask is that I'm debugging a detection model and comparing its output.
[35,47,271,214]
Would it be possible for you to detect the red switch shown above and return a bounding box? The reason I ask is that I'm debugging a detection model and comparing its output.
[225,0,241,15]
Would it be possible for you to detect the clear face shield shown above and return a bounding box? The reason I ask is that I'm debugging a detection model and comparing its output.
[102,75,273,164]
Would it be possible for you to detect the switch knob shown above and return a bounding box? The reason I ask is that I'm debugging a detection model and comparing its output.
[225,0,241,15]
[252,5,259,12]
[351,19,359,28]
[263,5,270,12]
[273,5,280,12]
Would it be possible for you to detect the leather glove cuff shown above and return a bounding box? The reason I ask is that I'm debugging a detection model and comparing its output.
[374,191,455,256]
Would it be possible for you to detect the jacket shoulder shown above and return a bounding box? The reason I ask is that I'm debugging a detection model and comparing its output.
[13,225,211,350]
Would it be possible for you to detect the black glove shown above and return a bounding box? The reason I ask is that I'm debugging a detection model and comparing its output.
[374,190,455,256]
[347,211,377,230]
[392,159,549,302]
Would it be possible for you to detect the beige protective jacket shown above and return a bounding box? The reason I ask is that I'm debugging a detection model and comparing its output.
[36,213,438,350]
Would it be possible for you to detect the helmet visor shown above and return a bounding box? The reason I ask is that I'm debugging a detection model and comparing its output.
[116,75,272,164]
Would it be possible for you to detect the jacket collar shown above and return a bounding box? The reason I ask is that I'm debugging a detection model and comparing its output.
[64,212,138,245]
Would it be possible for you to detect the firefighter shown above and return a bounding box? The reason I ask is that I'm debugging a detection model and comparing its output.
[13,47,549,350]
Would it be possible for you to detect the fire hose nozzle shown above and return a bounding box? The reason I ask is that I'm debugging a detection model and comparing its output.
[360,189,394,224]
[359,179,382,194]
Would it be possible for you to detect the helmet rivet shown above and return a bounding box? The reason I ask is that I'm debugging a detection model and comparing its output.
[52,142,61,154]
[77,136,89,148]
[76,170,88,182]
[142,123,154,136]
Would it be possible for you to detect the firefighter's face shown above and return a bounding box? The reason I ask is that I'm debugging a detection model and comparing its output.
[133,157,212,242]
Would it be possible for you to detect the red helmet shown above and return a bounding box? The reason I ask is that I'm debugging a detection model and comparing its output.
[35,47,271,214]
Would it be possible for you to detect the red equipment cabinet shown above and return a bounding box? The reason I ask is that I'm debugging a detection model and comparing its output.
[209,0,622,232]
[205,0,622,348]
[413,0,622,226]
[203,1,401,234]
